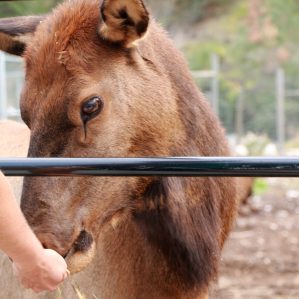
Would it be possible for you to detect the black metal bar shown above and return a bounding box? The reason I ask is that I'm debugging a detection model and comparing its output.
[1,157,299,177]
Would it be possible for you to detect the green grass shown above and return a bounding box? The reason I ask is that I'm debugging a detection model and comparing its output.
[253,179,269,196]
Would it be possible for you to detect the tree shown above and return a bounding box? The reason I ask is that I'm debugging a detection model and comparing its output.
[0,1,61,17]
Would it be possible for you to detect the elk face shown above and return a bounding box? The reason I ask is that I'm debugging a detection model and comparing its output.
[0,0,183,273]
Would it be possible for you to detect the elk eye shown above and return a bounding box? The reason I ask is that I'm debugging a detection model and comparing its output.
[81,97,103,123]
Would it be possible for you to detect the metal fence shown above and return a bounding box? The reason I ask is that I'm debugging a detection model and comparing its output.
[2,157,299,177]
[0,51,297,154]
[0,52,220,120]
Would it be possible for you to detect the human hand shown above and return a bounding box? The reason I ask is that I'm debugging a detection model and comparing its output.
[13,248,68,293]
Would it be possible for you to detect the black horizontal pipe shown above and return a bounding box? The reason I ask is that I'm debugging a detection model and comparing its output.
[1,157,299,177]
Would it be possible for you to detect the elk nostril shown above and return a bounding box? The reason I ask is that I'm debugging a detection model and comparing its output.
[73,230,93,253]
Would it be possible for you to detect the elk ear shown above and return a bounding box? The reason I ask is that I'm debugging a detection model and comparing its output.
[0,16,44,56]
[99,0,149,47]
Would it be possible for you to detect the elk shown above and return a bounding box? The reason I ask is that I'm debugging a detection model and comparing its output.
[0,0,237,298]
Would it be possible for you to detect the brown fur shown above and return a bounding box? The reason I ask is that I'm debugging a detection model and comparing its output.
[0,121,88,299]
[0,1,237,298]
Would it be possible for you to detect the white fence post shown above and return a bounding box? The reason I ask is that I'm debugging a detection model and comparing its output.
[192,54,220,115]
[276,68,285,155]
[235,89,244,145]
[0,52,7,120]
[211,53,219,116]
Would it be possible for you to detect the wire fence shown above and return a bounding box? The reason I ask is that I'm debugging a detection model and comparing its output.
[0,51,298,154]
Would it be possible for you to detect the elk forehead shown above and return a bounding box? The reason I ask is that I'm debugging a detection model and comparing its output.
[25,0,101,72]
[20,0,113,123]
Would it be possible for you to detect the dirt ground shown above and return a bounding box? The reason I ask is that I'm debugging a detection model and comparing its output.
[212,178,299,299]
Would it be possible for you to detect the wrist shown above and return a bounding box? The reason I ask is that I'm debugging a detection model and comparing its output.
[11,235,44,270]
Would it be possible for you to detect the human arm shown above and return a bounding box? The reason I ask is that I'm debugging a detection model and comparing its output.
[0,171,68,292]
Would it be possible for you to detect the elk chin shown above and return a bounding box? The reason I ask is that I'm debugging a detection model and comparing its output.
[65,230,96,274]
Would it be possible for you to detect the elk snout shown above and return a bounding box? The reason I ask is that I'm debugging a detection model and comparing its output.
[36,231,77,258]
